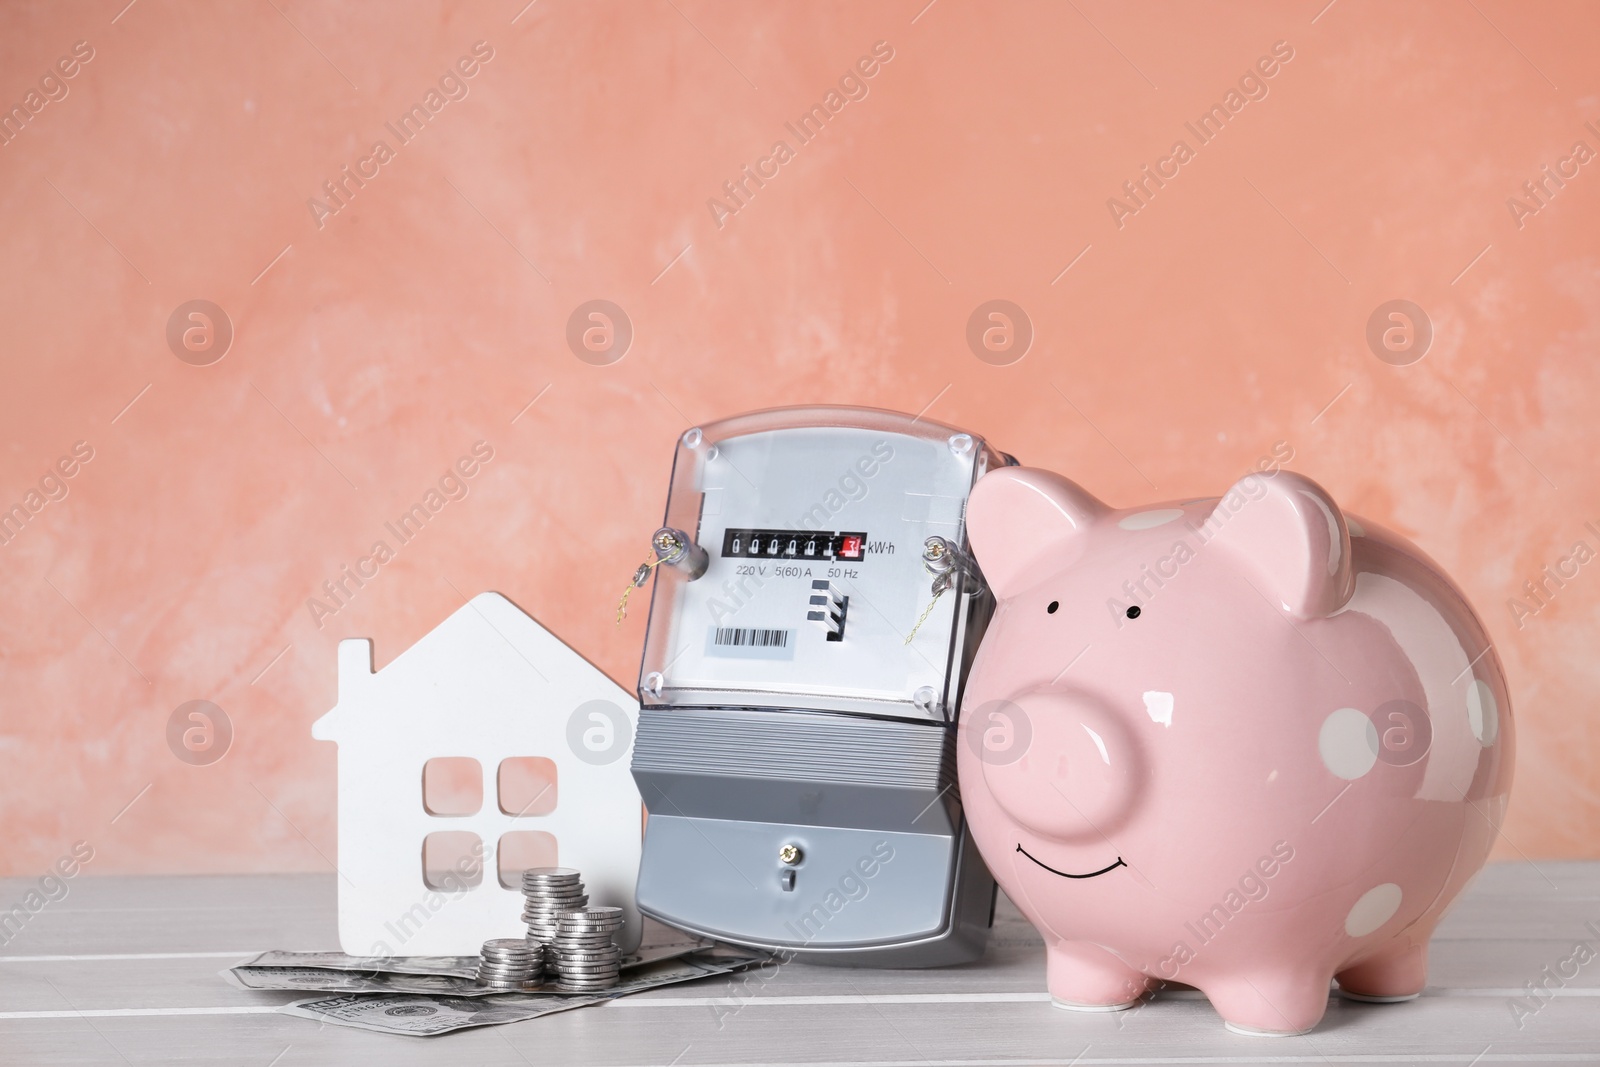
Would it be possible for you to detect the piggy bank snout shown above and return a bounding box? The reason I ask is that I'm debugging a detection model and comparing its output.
[967,694,1140,841]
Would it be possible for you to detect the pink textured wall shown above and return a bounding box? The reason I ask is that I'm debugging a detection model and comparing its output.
[1,0,1597,877]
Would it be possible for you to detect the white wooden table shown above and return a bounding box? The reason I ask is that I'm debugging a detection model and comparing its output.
[1,862,1594,1065]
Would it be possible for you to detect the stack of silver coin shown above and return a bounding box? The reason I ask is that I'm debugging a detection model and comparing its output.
[553,906,625,992]
[520,867,587,974]
[476,937,543,990]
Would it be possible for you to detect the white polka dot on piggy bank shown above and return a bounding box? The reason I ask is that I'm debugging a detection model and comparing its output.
[955,467,1513,1036]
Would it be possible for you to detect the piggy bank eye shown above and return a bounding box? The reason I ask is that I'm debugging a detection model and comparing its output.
[1126,605,1141,620]
[1047,601,1059,614]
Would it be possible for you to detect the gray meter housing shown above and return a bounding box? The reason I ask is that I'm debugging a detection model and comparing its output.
[630,406,1011,966]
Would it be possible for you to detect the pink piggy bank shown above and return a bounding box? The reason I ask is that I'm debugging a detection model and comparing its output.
[957,466,1513,1036]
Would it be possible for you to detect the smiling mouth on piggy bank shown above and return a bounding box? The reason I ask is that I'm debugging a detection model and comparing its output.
[1016,844,1127,879]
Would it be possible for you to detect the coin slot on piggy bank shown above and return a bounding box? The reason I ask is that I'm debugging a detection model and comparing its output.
[629,405,1017,966]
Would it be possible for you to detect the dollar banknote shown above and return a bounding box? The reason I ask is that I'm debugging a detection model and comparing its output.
[279,952,766,1035]
[234,950,482,980]
[226,965,500,997]
[232,932,712,989]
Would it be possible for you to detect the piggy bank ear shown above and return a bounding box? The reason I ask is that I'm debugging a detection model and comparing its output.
[965,467,1105,599]
[1205,471,1355,619]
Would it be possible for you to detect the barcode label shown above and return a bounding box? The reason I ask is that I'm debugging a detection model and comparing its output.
[714,627,789,648]
[704,625,796,661]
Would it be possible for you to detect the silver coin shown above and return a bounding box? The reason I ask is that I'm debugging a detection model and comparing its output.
[557,959,622,971]
[562,906,624,920]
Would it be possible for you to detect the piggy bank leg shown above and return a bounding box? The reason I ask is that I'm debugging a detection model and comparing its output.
[1335,941,1427,1002]
[1203,968,1332,1035]
[1047,941,1150,1011]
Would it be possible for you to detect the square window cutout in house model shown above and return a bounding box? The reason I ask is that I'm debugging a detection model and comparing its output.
[313,592,643,956]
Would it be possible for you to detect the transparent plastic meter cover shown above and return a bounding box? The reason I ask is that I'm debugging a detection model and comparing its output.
[637,406,1003,722]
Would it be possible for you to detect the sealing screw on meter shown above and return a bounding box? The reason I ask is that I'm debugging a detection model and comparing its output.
[779,844,802,865]
[651,527,709,579]
[615,527,709,625]
[905,536,986,644]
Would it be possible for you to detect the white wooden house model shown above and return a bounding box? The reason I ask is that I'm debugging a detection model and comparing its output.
[312,592,643,956]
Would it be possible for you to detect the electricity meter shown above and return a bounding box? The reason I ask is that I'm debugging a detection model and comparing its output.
[628,406,1014,965]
